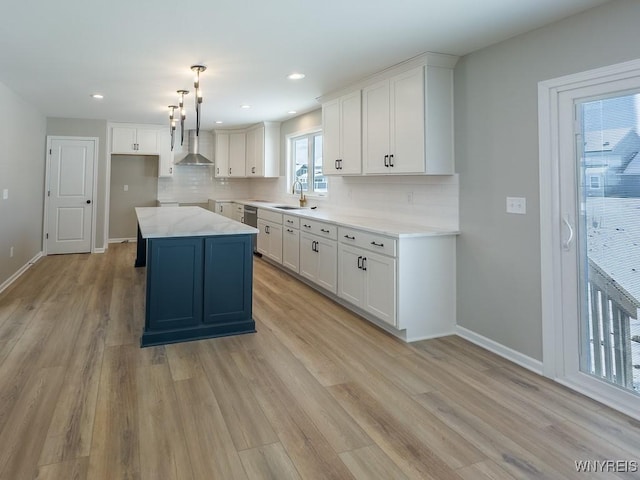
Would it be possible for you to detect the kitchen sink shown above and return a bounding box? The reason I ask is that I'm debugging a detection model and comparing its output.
[273,205,303,210]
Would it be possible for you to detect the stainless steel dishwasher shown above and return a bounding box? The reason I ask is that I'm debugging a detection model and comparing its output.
[243,205,259,254]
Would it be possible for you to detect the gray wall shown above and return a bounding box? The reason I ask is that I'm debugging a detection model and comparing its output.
[0,81,46,287]
[46,117,108,250]
[109,155,158,240]
[455,0,640,361]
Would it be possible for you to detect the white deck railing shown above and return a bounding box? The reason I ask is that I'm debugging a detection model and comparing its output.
[587,259,639,389]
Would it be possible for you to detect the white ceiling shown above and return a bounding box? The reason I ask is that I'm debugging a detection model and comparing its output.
[0,0,610,130]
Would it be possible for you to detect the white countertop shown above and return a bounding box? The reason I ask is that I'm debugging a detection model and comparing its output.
[136,206,258,239]
[213,199,459,238]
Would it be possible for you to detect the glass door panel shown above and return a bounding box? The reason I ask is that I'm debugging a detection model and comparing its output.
[578,93,640,394]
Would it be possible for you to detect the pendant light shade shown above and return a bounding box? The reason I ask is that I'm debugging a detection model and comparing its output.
[191,65,206,136]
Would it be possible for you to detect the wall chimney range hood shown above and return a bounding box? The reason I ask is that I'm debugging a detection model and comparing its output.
[175,130,213,165]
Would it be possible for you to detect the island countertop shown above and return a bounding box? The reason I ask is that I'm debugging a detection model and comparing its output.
[135,206,258,239]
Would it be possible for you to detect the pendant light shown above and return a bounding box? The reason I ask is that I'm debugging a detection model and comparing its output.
[191,65,206,136]
[177,90,189,145]
[168,105,178,151]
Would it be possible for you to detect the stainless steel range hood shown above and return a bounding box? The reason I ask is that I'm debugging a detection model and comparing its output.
[175,130,213,165]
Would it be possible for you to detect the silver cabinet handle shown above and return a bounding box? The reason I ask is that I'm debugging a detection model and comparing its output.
[562,215,574,251]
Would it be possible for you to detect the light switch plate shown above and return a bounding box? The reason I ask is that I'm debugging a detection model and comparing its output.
[506,196,526,214]
[2,189,7,200]
[124,185,129,192]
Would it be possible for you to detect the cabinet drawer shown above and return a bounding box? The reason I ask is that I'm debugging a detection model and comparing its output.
[339,227,397,257]
[283,215,300,229]
[299,219,337,240]
[257,208,283,224]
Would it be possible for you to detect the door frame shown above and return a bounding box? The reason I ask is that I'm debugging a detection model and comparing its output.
[43,136,100,255]
[538,58,640,420]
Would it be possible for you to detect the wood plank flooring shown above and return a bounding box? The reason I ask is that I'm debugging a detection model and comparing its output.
[0,243,639,479]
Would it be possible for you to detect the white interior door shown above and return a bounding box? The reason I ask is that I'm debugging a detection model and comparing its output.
[47,138,96,254]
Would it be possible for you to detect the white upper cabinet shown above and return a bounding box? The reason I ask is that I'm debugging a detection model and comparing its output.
[246,122,280,177]
[214,132,230,178]
[111,125,159,155]
[229,132,246,177]
[321,53,457,176]
[322,90,362,175]
[215,122,281,179]
[157,128,174,177]
[214,130,244,178]
[363,67,425,174]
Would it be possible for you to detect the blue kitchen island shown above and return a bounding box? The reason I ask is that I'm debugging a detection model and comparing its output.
[135,206,258,347]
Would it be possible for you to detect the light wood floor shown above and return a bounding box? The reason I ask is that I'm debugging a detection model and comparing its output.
[1,243,639,479]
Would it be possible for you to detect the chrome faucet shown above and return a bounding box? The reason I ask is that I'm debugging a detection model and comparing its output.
[292,179,307,206]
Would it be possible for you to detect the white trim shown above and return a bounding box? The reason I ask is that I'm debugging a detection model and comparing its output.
[456,326,543,374]
[93,248,106,254]
[0,252,43,295]
[44,136,100,255]
[557,374,640,421]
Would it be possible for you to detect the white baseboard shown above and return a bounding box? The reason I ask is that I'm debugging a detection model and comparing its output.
[455,325,543,375]
[93,248,106,254]
[0,251,43,295]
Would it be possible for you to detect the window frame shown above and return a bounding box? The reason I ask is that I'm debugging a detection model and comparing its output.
[286,127,327,198]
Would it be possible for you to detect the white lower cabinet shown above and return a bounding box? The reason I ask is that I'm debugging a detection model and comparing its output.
[300,232,337,294]
[338,243,396,326]
[257,209,283,264]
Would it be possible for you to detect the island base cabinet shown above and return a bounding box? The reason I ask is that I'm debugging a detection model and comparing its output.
[204,236,253,324]
[141,234,255,347]
[146,238,203,332]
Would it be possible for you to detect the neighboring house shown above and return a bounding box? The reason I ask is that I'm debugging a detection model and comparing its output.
[584,128,640,197]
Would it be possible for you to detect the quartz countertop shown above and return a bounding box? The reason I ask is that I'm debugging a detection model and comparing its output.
[210,199,459,238]
[136,206,258,239]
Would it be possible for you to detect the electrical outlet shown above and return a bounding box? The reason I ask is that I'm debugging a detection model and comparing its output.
[10,246,14,258]
[506,196,526,214]
[2,189,7,200]
[124,185,129,192]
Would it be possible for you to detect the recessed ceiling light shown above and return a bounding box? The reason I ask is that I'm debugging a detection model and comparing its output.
[215,120,223,124]
[240,104,251,109]
[91,94,104,99]
[288,110,297,114]
[287,73,305,80]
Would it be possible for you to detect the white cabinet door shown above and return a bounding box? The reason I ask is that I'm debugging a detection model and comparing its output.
[157,128,174,177]
[229,133,246,177]
[300,232,336,293]
[268,223,283,264]
[112,127,137,153]
[322,99,341,175]
[363,67,425,174]
[282,227,300,273]
[300,233,319,283]
[323,91,362,175]
[216,201,234,218]
[315,236,337,293]
[214,132,229,178]
[340,91,362,175]
[390,67,424,174]
[135,128,159,154]
[338,244,364,306]
[257,219,282,263]
[362,80,391,174]
[363,251,396,326]
[246,126,267,177]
